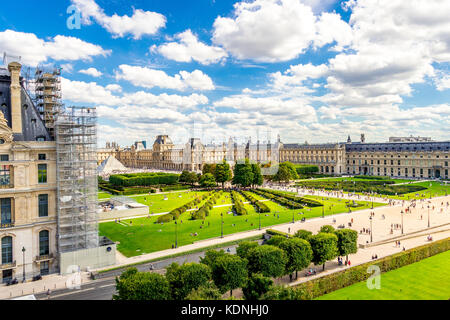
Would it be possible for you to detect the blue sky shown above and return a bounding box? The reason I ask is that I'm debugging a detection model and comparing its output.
[0,0,449,147]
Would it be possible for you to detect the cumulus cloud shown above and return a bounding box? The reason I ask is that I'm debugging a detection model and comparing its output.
[79,67,103,77]
[0,30,110,66]
[115,65,215,91]
[61,77,209,110]
[212,0,350,62]
[71,0,166,39]
[155,29,228,65]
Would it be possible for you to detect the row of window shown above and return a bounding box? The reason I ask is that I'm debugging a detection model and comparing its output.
[1,231,49,281]
[0,195,49,225]
[348,159,449,166]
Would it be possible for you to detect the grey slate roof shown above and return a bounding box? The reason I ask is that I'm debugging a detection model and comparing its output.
[0,74,51,141]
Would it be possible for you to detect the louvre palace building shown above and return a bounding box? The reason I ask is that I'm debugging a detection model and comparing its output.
[98,134,450,180]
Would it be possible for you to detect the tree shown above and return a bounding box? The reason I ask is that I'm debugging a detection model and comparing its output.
[232,159,254,187]
[309,233,339,271]
[282,162,299,180]
[186,281,222,300]
[236,241,259,260]
[294,229,313,241]
[266,235,287,247]
[199,173,216,188]
[165,262,212,300]
[202,163,216,175]
[200,249,227,269]
[214,159,232,188]
[251,163,263,187]
[334,229,358,262]
[247,245,287,278]
[187,171,199,184]
[113,268,171,300]
[179,170,190,184]
[272,164,291,183]
[211,254,248,296]
[278,238,313,281]
[242,273,273,300]
[320,225,336,233]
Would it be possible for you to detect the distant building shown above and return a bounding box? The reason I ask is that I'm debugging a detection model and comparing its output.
[389,136,433,142]
[100,133,450,179]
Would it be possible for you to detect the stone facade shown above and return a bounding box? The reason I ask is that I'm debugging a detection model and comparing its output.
[100,135,450,179]
[1,62,57,283]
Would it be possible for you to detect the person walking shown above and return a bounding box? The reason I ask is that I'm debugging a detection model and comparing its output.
[46,289,51,300]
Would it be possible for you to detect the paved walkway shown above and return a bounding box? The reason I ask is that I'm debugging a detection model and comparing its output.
[2,194,449,300]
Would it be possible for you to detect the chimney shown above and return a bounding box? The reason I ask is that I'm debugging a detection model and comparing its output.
[8,62,22,134]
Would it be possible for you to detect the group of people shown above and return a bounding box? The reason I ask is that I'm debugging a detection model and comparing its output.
[337,256,351,266]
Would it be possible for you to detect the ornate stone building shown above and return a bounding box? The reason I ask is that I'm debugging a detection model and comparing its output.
[0,62,57,283]
[101,134,449,180]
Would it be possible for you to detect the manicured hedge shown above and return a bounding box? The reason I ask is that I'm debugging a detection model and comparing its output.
[109,172,180,187]
[290,237,450,300]
[252,189,303,209]
[241,191,271,213]
[157,193,211,223]
[262,189,323,207]
[294,165,319,175]
[231,191,248,216]
[266,229,291,238]
[354,175,390,180]
[296,180,426,195]
[191,191,222,220]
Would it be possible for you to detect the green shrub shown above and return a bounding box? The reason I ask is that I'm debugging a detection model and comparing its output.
[231,191,248,216]
[241,191,270,213]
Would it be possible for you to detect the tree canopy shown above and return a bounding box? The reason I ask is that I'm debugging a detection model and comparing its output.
[113,268,171,300]
[232,159,254,187]
[334,229,358,261]
[278,238,313,280]
[247,245,287,278]
[214,159,232,188]
[211,254,248,295]
[165,262,212,300]
[199,173,216,187]
[309,232,339,270]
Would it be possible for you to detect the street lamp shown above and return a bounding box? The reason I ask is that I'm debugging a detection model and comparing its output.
[21,246,26,283]
[369,216,373,243]
[371,194,374,209]
[221,213,224,238]
[292,211,295,224]
[175,221,178,248]
[401,210,404,235]
[427,205,430,228]
[322,205,325,219]
[258,207,261,231]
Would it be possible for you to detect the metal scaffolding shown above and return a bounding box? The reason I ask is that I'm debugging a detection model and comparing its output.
[56,106,99,254]
[35,65,63,138]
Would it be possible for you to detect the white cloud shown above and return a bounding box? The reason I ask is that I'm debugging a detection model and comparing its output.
[61,77,120,106]
[115,65,215,91]
[105,84,122,92]
[155,29,228,65]
[79,67,103,77]
[435,74,450,91]
[212,0,350,62]
[61,78,208,110]
[72,0,166,39]
[271,63,328,89]
[0,30,110,66]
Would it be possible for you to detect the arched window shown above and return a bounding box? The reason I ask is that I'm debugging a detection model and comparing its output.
[1,236,12,264]
[39,230,49,256]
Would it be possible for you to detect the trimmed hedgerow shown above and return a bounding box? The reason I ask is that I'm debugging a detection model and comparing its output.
[156,193,211,223]
[261,189,323,207]
[231,191,248,216]
[296,179,426,195]
[241,191,271,213]
[191,191,222,220]
[109,172,180,187]
[251,189,303,210]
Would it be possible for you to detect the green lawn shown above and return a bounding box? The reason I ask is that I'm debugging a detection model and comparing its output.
[386,181,450,200]
[317,250,450,300]
[99,191,383,257]
[98,192,112,200]
[130,191,211,214]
